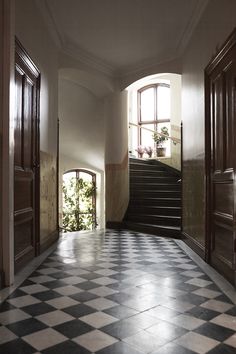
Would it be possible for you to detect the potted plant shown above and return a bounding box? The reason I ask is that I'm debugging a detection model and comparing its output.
[144,146,153,158]
[135,145,145,158]
[153,126,169,157]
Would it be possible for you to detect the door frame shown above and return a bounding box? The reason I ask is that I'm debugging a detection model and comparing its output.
[15,38,41,266]
[205,28,236,283]
[0,0,14,287]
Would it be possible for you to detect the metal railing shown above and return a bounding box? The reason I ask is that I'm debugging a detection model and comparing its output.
[129,122,181,145]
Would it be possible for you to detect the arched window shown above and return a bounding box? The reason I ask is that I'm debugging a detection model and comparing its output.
[138,83,170,154]
[62,169,96,232]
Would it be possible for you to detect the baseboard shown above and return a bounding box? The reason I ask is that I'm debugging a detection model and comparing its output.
[106,221,125,229]
[0,270,5,289]
[182,231,205,260]
[40,229,59,254]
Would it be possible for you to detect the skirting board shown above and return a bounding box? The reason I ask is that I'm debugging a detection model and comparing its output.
[182,231,205,260]
[40,229,59,254]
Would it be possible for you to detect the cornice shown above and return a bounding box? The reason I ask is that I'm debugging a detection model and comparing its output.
[34,0,208,81]
[176,0,210,56]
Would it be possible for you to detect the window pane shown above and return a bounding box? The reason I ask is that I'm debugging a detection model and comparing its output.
[141,124,155,149]
[80,171,92,182]
[140,88,155,121]
[157,122,171,156]
[129,125,138,156]
[157,86,170,119]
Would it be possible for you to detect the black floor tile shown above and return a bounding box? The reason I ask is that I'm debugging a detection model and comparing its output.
[187,306,220,321]
[0,338,35,354]
[207,343,236,354]
[101,320,141,339]
[7,318,47,336]
[62,304,96,317]
[194,322,235,342]
[76,281,100,290]
[95,341,144,354]
[103,305,138,319]
[22,302,56,316]
[41,340,91,354]
[70,291,99,302]
[53,319,93,338]
[33,290,62,301]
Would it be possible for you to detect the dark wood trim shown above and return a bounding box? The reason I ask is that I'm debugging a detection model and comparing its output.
[15,38,41,261]
[40,230,59,254]
[205,27,236,74]
[0,0,4,289]
[56,119,59,233]
[180,121,183,233]
[182,231,205,259]
[205,27,236,263]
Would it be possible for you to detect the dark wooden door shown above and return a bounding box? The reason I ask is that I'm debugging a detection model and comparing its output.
[14,39,40,272]
[206,30,236,284]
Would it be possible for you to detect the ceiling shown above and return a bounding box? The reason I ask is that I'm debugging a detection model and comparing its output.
[38,0,208,76]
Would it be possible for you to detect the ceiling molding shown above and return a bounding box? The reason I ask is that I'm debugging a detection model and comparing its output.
[35,0,208,80]
[63,42,116,77]
[176,0,210,55]
[34,0,65,48]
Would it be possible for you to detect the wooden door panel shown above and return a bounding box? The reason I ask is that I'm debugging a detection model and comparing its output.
[206,30,236,284]
[14,40,40,272]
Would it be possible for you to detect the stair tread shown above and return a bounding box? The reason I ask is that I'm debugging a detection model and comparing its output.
[125,221,181,230]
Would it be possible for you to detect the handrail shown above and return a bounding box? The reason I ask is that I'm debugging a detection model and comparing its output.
[129,122,181,144]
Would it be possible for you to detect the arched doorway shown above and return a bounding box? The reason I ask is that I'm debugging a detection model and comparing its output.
[62,169,96,232]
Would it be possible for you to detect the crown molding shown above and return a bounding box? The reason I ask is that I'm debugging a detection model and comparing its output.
[34,0,208,81]
[34,0,65,49]
[62,42,116,77]
[176,0,210,55]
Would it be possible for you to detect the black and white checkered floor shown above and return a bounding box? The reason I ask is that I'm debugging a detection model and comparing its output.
[0,230,236,353]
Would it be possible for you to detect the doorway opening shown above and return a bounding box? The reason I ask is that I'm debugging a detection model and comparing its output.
[62,169,96,232]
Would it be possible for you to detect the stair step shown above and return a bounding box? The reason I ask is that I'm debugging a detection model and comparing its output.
[130,197,181,206]
[130,176,179,183]
[130,169,172,176]
[130,163,166,171]
[124,221,181,238]
[131,183,181,191]
[127,214,181,227]
[127,206,181,216]
[131,190,181,198]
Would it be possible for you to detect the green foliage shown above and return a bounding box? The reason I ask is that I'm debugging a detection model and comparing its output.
[62,177,96,232]
[153,126,169,147]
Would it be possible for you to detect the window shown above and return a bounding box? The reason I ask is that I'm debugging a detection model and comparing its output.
[62,169,96,232]
[138,83,170,155]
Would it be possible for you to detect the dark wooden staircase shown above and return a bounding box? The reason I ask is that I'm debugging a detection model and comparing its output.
[124,158,182,237]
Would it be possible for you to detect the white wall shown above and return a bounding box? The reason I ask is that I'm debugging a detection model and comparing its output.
[59,77,106,228]
[59,154,105,229]
[59,78,105,171]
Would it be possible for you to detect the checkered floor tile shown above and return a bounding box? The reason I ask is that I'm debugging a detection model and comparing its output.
[0,229,236,353]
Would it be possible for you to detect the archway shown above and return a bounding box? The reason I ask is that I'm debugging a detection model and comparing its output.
[62,169,96,232]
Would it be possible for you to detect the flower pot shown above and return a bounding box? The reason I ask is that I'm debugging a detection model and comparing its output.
[156,147,166,157]
[138,153,144,158]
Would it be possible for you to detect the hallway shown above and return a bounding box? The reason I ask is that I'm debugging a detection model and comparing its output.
[0,230,236,353]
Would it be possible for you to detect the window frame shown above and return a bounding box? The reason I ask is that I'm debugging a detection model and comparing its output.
[63,169,96,230]
[137,83,170,146]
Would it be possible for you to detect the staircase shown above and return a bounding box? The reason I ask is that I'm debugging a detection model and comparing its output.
[124,158,182,238]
